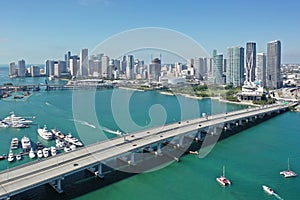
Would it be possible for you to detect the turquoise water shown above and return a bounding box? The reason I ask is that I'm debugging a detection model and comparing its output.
[1,66,300,199]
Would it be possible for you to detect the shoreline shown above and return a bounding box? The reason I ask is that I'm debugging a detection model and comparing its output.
[118,86,144,92]
[158,91,259,107]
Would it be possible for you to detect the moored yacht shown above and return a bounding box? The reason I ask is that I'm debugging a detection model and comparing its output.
[37,125,53,140]
[16,154,22,161]
[7,150,14,162]
[29,148,35,159]
[50,146,57,156]
[10,138,19,150]
[64,133,83,147]
[37,150,43,158]
[42,148,49,158]
[21,136,31,151]
[280,158,297,178]
[216,166,231,186]
[51,128,65,139]
[262,185,274,195]
[3,112,33,125]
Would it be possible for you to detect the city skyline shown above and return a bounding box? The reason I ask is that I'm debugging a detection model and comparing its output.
[0,0,300,64]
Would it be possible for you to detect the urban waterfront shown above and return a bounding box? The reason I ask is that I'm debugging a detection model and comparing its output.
[0,66,300,199]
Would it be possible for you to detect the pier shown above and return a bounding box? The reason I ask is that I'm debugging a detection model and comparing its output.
[0,102,297,199]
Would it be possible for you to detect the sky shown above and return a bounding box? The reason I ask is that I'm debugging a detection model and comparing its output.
[0,0,299,64]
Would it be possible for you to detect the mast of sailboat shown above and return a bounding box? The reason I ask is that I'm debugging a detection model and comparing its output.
[223,165,225,177]
[288,158,290,171]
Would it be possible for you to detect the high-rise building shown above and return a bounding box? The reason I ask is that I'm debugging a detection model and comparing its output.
[9,62,17,77]
[126,55,134,79]
[226,46,244,87]
[79,48,88,76]
[209,50,224,85]
[256,53,266,87]
[18,59,26,77]
[148,58,161,81]
[69,56,79,76]
[245,42,256,83]
[266,40,282,89]
[101,55,109,78]
[31,66,40,77]
[45,60,55,76]
[54,61,66,77]
[93,60,102,77]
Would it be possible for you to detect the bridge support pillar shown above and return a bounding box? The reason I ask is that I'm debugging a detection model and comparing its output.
[95,163,104,178]
[239,119,243,126]
[49,177,64,194]
[155,143,163,156]
[128,153,136,166]
[226,123,231,130]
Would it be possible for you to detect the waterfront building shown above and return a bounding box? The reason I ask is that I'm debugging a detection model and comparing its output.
[79,48,88,77]
[256,53,266,87]
[226,46,244,87]
[93,59,102,77]
[45,60,55,76]
[245,42,256,83]
[126,55,134,79]
[31,66,40,77]
[9,62,17,77]
[54,61,67,77]
[69,56,79,77]
[148,58,161,82]
[209,50,223,85]
[266,40,282,89]
[121,56,127,74]
[18,59,26,77]
[101,55,109,78]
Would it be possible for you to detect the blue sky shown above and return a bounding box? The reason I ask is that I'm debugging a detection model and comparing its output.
[0,0,299,64]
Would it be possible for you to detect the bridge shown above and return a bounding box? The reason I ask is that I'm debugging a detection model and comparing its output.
[0,102,297,199]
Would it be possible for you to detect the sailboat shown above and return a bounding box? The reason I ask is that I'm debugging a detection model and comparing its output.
[216,165,231,186]
[280,158,297,178]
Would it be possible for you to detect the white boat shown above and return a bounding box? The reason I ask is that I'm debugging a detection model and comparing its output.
[70,144,76,151]
[64,133,83,147]
[21,136,31,151]
[64,146,71,153]
[51,128,65,139]
[262,185,274,195]
[37,125,53,140]
[216,166,231,186]
[50,146,57,156]
[29,148,35,159]
[7,150,14,162]
[280,158,297,178]
[16,154,22,161]
[0,121,10,128]
[56,139,66,148]
[3,112,33,125]
[10,138,19,150]
[37,150,43,158]
[42,148,49,158]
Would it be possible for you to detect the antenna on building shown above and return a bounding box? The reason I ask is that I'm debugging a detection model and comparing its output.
[160,53,162,64]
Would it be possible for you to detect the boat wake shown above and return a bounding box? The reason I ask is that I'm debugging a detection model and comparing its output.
[71,119,97,129]
[274,193,284,200]
[102,127,123,135]
[45,102,52,106]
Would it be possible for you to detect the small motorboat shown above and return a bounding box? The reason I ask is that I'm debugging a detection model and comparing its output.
[262,185,274,195]
[16,154,22,161]
[29,148,35,159]
[37,150,43,158]
[42,148,49,158]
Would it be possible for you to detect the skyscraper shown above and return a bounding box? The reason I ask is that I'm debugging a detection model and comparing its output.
[266,40,282,89]
[69,56,79,76]
[79,48,88,76]
[148,58,161,81]
[256,53,266,87]
[101,55,109,78]
[18,59,26,77]
[126,55,134,79]
[9,62,17,77]
[209,50,223,85]
[226,46,244,87]
[245,42,256,83]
